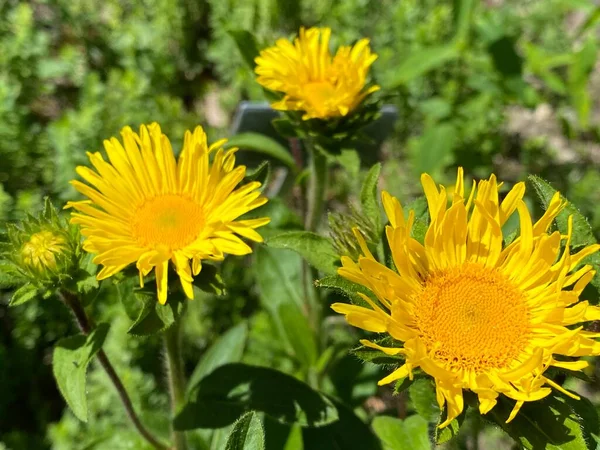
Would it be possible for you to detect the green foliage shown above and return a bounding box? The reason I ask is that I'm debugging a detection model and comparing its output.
[485,394,600,450]
[226,132,298,170]
[52,324,109,422]
[175,363,339,430]
[266,231,339,274]
[372,415,430,450]
[225,412,266,450]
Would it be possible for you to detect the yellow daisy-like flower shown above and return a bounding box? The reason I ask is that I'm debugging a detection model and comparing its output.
[21,230,66,271]
[332,168,600,427]
[66,123,270,304]
[255,27,379,120]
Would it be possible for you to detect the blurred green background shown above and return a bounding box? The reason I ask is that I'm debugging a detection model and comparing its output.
[1,0,599,448]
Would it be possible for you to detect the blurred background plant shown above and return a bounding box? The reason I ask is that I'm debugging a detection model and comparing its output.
[1,0,600,449]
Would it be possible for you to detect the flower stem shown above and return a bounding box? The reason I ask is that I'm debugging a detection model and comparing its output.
[164,318,188,450]
[59,291,168,450]
[305,142,328,232]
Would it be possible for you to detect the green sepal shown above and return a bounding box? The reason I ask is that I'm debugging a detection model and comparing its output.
[9,282,39,306]
[244,161,271,188]
[316,274,377,308]
[127,284,186,336]
[350,336,405,366]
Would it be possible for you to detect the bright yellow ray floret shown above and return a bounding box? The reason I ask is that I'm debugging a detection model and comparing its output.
[255,27,379,120]
[66,123,270,304]
[332,168,600,427]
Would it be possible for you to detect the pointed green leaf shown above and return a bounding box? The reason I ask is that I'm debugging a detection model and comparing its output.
[52,323,109,422]
[127,288,185,336]
[385,45,460,88]
[175,363,339,430]
[528,175,596,247]
[316,274,375,307]
[10,282,39,306]
[361,163,382,233]
[187,321,248,396]
[278,302,318,367]
[266,231,339,275]
[410,378,439,422]
[412,123,457,176]
[244,161,271,187]
[225,412,265,450]
[486,394,599,450]
[228,29,260,70]
[225,133,296,170]
[372,415,430,450]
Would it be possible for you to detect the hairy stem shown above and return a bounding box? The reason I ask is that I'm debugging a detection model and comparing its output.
[164,319,188,450]
[59,291,168,450]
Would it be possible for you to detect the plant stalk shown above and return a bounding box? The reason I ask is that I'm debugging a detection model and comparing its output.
[59,291,168,450]
[164,318,188,450]
[305,142,328,232]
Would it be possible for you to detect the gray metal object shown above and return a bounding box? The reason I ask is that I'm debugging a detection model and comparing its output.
[230,101,398,166]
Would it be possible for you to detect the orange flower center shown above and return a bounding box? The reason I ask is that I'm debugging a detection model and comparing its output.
[303,81,336,113]
[413,263,530,373]
[131,195,204,250]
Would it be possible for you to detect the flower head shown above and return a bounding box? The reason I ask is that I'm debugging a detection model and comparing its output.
[255,27,379,120]
[332,168,600,426]
[66,123,270,304]
[21,230,66,271]
[2,198,79,292]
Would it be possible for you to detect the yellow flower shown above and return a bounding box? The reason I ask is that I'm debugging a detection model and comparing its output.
[21,230,66,271]
[255,27,379,120]
[66,123,270,304]
[332,168,600,427]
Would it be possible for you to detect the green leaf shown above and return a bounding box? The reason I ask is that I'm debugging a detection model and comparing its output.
[127,287,185,336]
[187,322,248,396]
[409,378,439,422]
[385,45,460,88]
[335,149,361,178]
[412,123,457,176]
[350,345,405,366]
[266,231,339,275]
[244,161,271,187]
[192,263,226,296]
[175,363,339,430]
[568,37,597,129]
[372,415,430,450]
[361,163,382,233]
[302,397,381,449]
[316,274,375,307]
[272,118,299,139]
[228,29,260,71]
[10,282,39,306]
[52,323,110,422]
[226,133,296,170]
[452,0,475,44]
[278,302,318,367]
[486,394,599,450]
[435,412,465,445]
[225,412,265,450]
[528,175,596,247]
